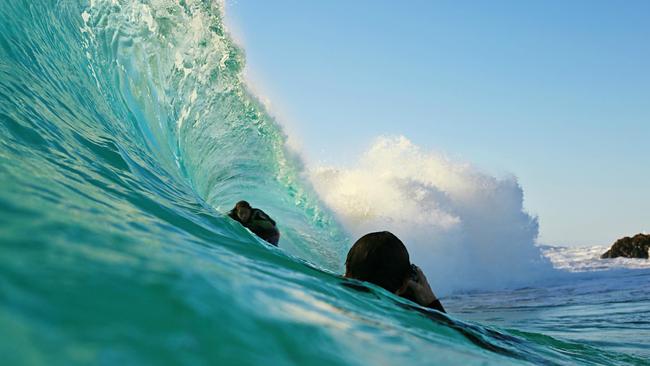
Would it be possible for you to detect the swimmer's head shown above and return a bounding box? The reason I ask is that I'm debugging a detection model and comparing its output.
[344,231,411,293]
[234,200,252,222]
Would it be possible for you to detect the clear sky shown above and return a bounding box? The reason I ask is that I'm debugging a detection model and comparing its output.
[224,1,650,246]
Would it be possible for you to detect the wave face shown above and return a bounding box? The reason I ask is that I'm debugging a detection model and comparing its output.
[77,0,348,269]
[1,1,647,365]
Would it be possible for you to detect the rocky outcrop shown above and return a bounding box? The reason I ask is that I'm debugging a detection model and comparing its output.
[601,233,650,259]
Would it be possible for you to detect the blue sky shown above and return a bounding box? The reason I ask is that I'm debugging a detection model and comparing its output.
[225,1,649,246]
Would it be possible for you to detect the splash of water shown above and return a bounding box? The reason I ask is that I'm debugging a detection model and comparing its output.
[311,136,553,293]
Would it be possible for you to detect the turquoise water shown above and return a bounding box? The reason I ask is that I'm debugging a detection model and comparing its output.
[1,1,648,365]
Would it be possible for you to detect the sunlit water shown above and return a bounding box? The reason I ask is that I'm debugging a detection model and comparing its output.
[1,1,648,365]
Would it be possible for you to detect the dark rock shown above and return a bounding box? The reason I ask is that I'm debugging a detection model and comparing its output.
[601,233,650,259]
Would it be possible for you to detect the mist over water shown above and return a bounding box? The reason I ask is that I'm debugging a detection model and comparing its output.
[311,136,553,294]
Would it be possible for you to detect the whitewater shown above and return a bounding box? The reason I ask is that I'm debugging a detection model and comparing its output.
[0,0,648,365]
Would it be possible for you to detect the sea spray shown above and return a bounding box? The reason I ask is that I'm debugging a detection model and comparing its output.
[311,136,553,294]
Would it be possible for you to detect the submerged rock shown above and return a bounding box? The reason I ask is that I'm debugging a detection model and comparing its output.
[601,234,650,259]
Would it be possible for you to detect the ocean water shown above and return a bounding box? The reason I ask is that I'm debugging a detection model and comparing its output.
[1,1,648,365]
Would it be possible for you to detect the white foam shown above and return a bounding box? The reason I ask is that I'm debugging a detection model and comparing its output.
[542,245,650,272]
[310,136,553,294]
